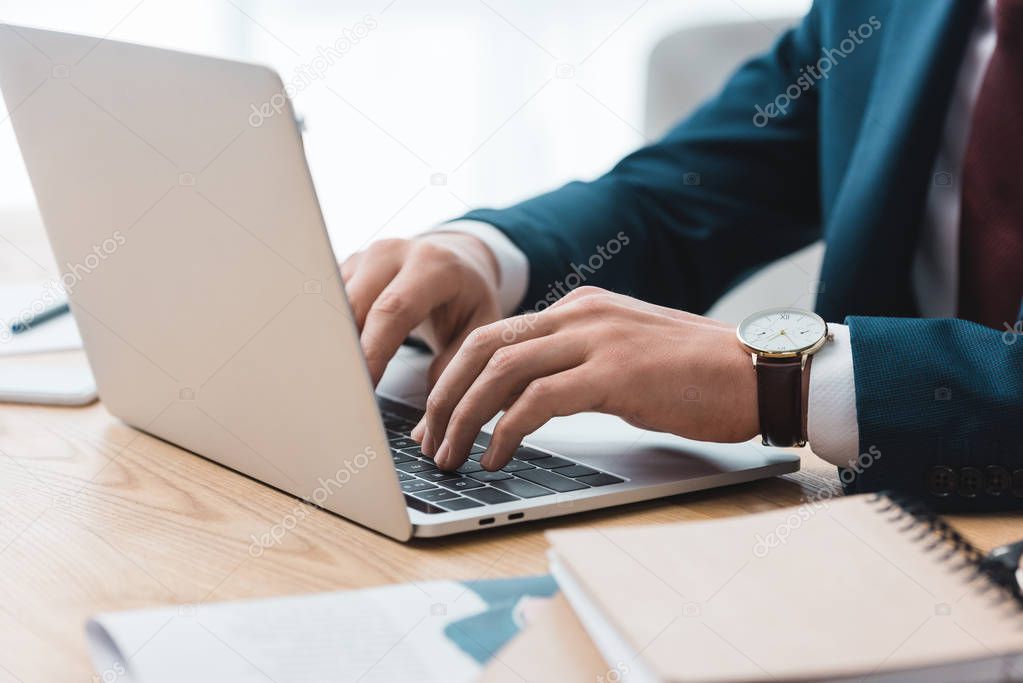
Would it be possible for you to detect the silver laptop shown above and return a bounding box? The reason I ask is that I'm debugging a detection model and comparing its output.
[0,25,798,540]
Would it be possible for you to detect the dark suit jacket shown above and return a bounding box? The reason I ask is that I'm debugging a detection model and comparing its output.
[457,0,1023,511]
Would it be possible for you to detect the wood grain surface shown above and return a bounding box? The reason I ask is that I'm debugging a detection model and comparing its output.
[1,211,1020,681]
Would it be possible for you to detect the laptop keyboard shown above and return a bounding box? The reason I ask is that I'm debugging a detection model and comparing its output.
[377,397,626,514]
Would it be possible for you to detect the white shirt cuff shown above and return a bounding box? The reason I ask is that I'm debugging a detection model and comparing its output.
[432,220,529,316]
[807,323,860,467]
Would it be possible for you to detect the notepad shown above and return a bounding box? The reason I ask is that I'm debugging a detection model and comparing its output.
[0,282,81,356]
[478,594,611,683]
[0,282,96,404]
[547,493,1023,683]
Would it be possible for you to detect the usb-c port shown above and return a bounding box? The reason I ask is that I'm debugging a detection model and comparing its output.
[508,512,524,520]
[478,517,495,526]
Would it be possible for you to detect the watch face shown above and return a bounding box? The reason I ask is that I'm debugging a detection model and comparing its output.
[736,307,827,355]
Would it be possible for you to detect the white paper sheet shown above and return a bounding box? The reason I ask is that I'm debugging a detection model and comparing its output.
[0,282,82,356]
[87,576,559,683]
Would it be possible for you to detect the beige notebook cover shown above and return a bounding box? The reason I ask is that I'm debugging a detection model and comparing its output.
[477,594,610,683]
[547,494,1023,683]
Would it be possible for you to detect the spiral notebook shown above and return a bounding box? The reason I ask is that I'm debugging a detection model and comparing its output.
[546,493,1023,683]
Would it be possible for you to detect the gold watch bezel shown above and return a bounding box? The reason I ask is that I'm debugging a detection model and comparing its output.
[736,307,831,358]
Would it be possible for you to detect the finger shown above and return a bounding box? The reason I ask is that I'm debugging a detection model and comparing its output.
[345,251,403,329]
[339,252,361,284]
[433,336,586,470]
[423,311,560,456]
[481,366,603,470]
[411,308,496,446]
[426,309,492,388]
[361,264,457,386]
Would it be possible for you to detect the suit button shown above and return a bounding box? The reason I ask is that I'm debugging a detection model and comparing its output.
[926,466,956,497]
[1013,469,1023,498]
[957,467,983,498]
[985,466,1011,496]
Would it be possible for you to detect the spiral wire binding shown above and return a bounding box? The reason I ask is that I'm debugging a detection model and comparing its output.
[868,491,1023,610]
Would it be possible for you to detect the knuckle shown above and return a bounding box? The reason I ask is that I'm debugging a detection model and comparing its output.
[368,237,406,254]
[465,325,496,350]
[573,293,612,314]
[486,346,519,375]
[569,285,605,298]
[524,378,552,402]
[446,407,472,435]
[425,393,449,415]
[371,291,410,318]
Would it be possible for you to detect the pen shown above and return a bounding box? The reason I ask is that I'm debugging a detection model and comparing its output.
[10,301,71,335]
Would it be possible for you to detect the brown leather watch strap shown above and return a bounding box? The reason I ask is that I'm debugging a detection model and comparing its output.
[755,355,811,447]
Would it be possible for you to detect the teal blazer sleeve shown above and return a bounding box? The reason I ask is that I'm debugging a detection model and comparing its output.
[843,317,1023,512]
[456,0,1023,512]
[459,8,824,314]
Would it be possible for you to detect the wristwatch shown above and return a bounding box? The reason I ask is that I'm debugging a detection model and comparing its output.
[736,307,832,447]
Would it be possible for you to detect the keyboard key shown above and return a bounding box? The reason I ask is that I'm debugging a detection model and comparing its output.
[490,478,556,498]
[469,443,487,455]
[456,460,483,474]
[401,480,437,493]
[513,446,550,461]
[530,456,575,469]
[576,473,625,487]
[391,451,415,464]
[556,464,599,478]
[515,468,588,492]
[438,497,484,511]
[500,460,535,473]
[396,471,415,482]
[468,470,513,482]
[389,436,418,450]
[396,460,438,474]
[383,416,416,432]
[400,446,427,458]
[464,487,520,505]
[418,470,460,482]
[404,494,444,514]
[438,477,486,491]
[415,488,461,502]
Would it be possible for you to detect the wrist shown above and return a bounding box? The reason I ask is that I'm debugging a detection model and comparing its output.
[736,309,830,447]
[724,339,760,442]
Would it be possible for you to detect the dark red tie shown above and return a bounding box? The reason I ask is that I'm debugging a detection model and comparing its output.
[959,0,1023,329]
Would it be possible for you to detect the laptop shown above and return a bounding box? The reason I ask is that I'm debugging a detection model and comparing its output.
[0,24,799,540]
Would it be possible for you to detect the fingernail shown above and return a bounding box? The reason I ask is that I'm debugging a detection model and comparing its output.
[411,419,425,441]
[435,441,450,468]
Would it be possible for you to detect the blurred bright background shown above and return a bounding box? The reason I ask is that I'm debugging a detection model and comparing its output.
[0,0,810,260]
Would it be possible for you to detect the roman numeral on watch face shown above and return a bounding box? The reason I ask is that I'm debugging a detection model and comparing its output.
[737,308,827,354]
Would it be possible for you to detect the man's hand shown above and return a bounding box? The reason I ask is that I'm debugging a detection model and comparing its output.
[413,287,759,471]
[340,233,502,387]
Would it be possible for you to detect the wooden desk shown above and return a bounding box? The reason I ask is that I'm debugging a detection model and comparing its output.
[2,390,1022,682]
[1,213,1021,681]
